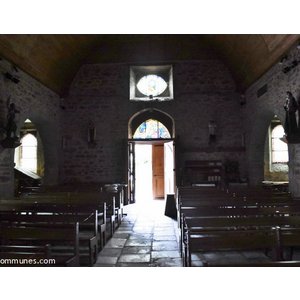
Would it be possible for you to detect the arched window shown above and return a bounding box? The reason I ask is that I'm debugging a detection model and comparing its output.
[271,125,288,163]
[133,119,171,139]
[15,133,38,173]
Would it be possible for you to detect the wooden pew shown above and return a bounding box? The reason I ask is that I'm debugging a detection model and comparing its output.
[176,186,294,222]
[277,227,300,261]
[184,227,280,267]
[202,261,300,267]
[20,190,117,237]
[180,205,300,220]
[177,185,291,198]
[0,223,80,267]
[196,227,300,267]
[181,215,300,255]
[25,183,125,230]
[1,212,98,266]
[177,186,300,266]
[179,204,300,256]
[183,215,300,231]
[0,245,51,266]
[0,186,125,266]
[101,184,126,226]
[0,205,100,266]
[1,193,110,249]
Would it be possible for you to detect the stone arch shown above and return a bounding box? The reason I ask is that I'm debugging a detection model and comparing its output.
[128,108,175,139]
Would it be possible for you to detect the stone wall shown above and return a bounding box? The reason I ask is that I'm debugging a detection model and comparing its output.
[62,60,245,184]
[0,59,61,198]
[288,144,300,196]
[1,43,299,197]
[245,44,300,193]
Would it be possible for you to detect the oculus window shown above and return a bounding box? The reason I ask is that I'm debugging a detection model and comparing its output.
[137,75,167,97]
[130,65,173,101]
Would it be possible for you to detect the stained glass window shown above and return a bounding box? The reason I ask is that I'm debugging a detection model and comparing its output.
[271,125,288,163]
[133,119,171,139]
[136,75,168,97]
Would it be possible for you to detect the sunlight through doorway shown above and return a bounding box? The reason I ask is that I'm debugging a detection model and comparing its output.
[134,142,175,205]
[135,144,153,203]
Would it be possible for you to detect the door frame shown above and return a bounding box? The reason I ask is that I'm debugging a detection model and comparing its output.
[127,138,175,203]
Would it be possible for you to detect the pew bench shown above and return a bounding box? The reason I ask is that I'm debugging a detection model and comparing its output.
[184,227,280,267]
[183,224,300,266]
[0,208,99,266]
[21,190,118,237]
[201,260,300,267]
[0,223,80,267]
[0,199,108,253]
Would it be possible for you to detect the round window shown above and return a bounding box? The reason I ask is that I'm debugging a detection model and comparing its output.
[136,75,168,97]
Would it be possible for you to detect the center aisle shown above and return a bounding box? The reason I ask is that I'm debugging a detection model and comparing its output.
[94,200,182,267]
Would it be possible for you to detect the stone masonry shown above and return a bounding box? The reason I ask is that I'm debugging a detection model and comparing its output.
[245,44,300,195]
[0,59,61,197]
[62,60,245,184]
[2,45,300,198]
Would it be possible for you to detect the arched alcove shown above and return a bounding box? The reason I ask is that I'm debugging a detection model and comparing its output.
[0,107,60,197]
[16,113,60,187]
[263,116,289,182]
[247,111,282,185]
[13,119,46,195]
[14,119,45,176]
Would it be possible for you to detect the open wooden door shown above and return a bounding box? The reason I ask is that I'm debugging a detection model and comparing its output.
[164,141,175,195]
[128,141,135,204]
[152,144,164,199]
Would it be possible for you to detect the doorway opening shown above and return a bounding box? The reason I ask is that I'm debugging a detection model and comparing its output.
[128,109,175,204]
[135,144,153,202]
[134,141,175,204]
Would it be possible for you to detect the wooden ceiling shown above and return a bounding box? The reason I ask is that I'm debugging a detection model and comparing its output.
[0,34,299,95]
[208,34,300,91]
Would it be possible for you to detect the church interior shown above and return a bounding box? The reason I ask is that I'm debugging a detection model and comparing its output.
[1,34,300,270]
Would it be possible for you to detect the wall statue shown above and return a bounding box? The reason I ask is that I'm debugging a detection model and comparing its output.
[1,96,21,148]
[283,91,300,142]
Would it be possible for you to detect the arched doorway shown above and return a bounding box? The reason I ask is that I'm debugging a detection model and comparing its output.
[128,109,175,204]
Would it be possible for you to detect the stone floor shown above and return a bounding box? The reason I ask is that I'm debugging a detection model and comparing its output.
[93,199,300,267]
[94,199,183,267]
